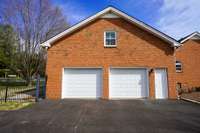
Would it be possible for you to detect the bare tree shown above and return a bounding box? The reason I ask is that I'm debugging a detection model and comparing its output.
[0,0,68,85]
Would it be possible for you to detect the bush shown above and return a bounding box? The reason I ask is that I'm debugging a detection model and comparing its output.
[0,78,27,86]
[0,78,45,86]
[176,87,183,95]
[0,71,5,77]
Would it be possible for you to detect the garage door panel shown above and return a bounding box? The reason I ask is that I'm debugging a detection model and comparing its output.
[62,68,102,98]
[109,68,148,98]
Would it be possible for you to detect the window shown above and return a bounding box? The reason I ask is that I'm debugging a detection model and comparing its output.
[176,60,182,72]
[104,31,116,47]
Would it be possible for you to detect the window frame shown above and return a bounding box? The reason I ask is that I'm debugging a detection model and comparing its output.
[175,60,183,73]
[104,31,117,47]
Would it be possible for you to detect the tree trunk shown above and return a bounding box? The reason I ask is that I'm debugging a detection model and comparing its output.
[26,77,32,86]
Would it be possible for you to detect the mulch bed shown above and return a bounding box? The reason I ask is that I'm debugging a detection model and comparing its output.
[181,92,200,102]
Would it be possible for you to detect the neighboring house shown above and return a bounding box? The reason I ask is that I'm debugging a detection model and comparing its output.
[175,32,200,89]
[41,6,198,100]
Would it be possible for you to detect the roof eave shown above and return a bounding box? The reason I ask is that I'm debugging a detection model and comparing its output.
[180,32,200,43]
[40,7,112,48]
[40,6,179,48]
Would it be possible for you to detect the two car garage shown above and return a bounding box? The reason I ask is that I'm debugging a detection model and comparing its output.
[62,68,168,99]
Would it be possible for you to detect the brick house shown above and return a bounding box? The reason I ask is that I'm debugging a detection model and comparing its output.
[175,32,200,89]
[41,7,199,100]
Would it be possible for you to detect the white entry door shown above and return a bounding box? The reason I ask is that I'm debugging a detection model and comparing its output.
[109,68,148,99]
[62,68,102,98]
[155,69,168,99]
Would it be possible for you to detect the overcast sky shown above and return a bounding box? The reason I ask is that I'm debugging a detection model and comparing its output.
[51,0,200,40]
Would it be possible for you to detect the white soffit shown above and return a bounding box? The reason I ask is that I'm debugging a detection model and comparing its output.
[100,13,120,18]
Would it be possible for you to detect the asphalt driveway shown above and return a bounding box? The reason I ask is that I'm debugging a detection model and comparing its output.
[0,100,199,133]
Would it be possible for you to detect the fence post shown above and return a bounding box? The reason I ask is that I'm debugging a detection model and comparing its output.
[43,76,46,99]
[35,74,40,102]
[4,78,9,103]
[4,86,8,103]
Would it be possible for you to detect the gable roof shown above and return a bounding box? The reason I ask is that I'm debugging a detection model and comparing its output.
[179,32,200,43]
[41,6,179,47]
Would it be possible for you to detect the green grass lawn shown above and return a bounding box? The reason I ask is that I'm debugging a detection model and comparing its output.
[0,102,34,111]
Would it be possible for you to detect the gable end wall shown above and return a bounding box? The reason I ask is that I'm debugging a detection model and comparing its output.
[176,40,200,89]
[46,18,176,99]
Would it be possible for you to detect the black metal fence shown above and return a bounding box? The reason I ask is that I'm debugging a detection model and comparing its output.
[0,76,46,103]
[0,86,36,102]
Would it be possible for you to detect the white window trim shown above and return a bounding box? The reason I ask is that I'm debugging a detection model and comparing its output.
[175,61,182,73]
[104,31,117,47]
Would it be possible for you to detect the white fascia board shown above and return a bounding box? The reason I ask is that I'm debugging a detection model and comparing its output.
[40,7,112,47]
[180,32,200,43]
[40,42,51,47]
[40,7,179,47]
[173,42,181,47]
[108,7,178,46]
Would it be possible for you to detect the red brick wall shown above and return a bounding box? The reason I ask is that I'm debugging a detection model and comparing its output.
[46,18,176,99]
[176,40,200,89]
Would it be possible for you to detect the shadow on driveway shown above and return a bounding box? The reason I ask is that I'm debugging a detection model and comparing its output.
[0,99,199,133]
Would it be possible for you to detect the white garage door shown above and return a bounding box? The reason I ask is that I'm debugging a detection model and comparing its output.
[155,69,168,99]
[62,68,102,98]
[109,68,149,99]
